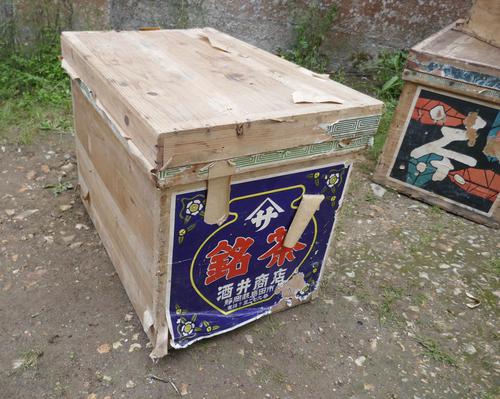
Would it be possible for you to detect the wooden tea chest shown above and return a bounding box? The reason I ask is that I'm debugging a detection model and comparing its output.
[374,20,500,228]
[61,28,383,357]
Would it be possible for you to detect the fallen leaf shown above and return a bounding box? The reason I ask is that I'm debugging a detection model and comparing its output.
[59,204,72,211]
[41,164,50,173]
[112,340,123,350]
[180,383,188,396]
[97,343,111,354]
[5,209,15,216]
[14,209,39,220]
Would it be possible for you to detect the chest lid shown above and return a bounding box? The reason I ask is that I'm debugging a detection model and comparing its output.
[61,28,382,180]
[407,21,500,92]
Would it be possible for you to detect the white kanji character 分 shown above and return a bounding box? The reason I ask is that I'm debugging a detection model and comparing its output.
[217,283,233,301]
[253,273,269,290]
[271,269,287,286]
[236,278,251,295]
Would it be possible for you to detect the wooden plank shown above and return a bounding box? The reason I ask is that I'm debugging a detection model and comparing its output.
[459,0,500,48]
[76,138,157,335]
[374,82,500,228]
[161,105,382,168]
[72,81,158,274]
[402,70,500,105]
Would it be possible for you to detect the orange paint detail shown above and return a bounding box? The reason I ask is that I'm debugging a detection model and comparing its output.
[412,99,466,126]
[448,168,500,202]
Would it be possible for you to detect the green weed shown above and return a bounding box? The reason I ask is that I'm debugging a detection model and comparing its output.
[280,1,337,73]
[0,29,71,144]
[19,349,43,370]
[378,286,403,324]
[364,50,407,159]
[414,335,458,366]
[44,181,74,196]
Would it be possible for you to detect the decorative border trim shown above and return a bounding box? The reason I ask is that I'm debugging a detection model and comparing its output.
[403,70,500,102]
[407,56,500,91]
[157,115,381,181]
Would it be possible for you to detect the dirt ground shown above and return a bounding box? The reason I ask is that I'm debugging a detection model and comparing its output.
[0,134,498,399]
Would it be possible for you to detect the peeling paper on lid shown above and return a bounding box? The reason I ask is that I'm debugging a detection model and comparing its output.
[292,90,344,104]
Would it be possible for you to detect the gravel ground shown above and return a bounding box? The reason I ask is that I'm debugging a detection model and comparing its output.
[0,135,498,399]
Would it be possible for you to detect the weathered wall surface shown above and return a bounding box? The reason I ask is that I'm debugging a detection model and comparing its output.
[109,0,473,67]
[2,0,473,67]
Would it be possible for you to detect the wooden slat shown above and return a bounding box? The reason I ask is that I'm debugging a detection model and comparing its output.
[162,105,382,168]
[460,0,500,48]
[76,138,156,330]
[72,81,158,273]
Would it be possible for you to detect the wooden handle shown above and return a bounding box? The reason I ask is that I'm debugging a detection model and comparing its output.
[283,194,324,248]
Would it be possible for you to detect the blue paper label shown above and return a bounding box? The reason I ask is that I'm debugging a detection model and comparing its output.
[167,162,350,348]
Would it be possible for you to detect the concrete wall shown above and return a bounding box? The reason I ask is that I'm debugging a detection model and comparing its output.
[3,0,472,68]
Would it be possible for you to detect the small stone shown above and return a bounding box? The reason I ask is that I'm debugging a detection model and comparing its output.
[112,340,123,350]
[439,263,450,269]
[419,272,429,280]
[70,242,83,249]
[408,305,420,313]
[75,223,89,230]
[323,299,334,305]
[129,343,142,352]
[12,358,23,370]
[343,295,359,303]
[26,170,36,180]
[286,384,293,392]
[345,271,355,278]
[41,164,50,174]
[245,334,253,344]
[5,209,15,216]
[61,163,74,172]
[126,380,136,389]
[97,343,111,354]
[180,383,188,396]
[124,313,134,321]
[132,333,139,341]
[464,343,476,355]
[44,236,54,244]
[59,204,72,211]
[370,183,386,198]
[62,235,75,243]
[86,395,97,399]
[364,383,375,391]
[355,355,366,366]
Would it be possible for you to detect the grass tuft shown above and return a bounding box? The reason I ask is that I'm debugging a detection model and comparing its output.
[415,335,458,366]
[0,30,71,144]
